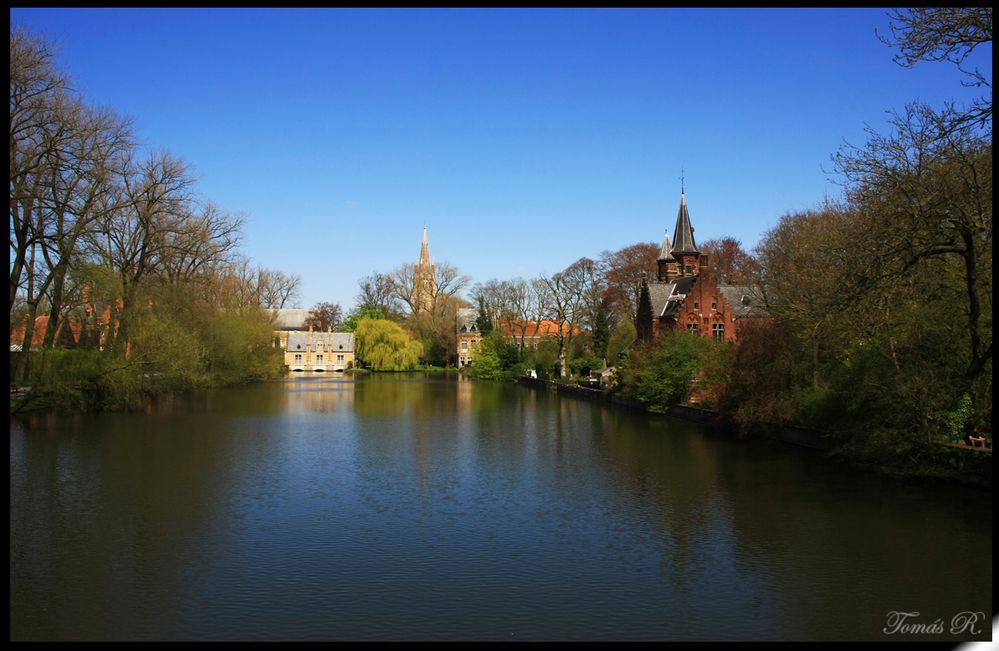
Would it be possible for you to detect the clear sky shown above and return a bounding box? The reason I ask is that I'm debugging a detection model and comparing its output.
[10,8,991,310]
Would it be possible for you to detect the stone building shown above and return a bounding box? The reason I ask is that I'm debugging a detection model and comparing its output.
[456,307,481,368]
[285,328,355,371]
[637,191,767,343]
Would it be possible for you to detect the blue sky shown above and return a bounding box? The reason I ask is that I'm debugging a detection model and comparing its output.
[10,8,991,310]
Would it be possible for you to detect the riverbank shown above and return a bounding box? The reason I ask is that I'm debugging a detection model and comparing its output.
[514,377,992,491]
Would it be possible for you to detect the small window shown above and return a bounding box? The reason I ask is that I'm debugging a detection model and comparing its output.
[712,323,725,340]
[711,299,717,310]
[687,323,699,333]
[339,344,343,350]
[693,302,699,309]
[296,344,301,350]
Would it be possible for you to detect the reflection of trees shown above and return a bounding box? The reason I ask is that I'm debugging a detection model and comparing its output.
[11,407,258,639]
[596,405,992,639]
[353,373,427,417]
[712,447,993,639]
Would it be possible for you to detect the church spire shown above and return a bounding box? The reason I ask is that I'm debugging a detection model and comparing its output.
[669,191,699,257]
[420,224,430,266]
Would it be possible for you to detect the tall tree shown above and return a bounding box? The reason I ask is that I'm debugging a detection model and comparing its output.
[880,7,992,134]
[699,237,758,285]
[599,242,659,323]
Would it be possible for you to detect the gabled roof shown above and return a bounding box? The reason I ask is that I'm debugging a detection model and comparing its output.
[670,193,699,257]
[647,282,675,319]
[286,331,355,353]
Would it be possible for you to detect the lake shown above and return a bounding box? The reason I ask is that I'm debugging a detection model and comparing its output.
[9,374,992,641]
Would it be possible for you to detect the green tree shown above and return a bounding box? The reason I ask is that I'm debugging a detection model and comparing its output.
[606,318,636,363]
[626,331,726,412]
[341,305,384,332]
[354,317,424,370]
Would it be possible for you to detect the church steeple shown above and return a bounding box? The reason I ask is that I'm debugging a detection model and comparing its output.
[412,225,437,314]
[670,191,701,277]
[670,192,699,257]
[420,224,431,266]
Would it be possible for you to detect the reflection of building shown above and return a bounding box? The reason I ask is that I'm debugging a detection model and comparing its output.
[456,308,481,367]
[270,308,310,350]
[412,226,437,314]
[285,328,355,371]
[637,191,767,343]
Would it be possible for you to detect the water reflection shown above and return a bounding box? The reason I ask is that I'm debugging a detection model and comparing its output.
[10,375,992,641]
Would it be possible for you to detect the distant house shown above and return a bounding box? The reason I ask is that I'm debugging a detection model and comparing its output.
[637,191,768,343]
[500,319,580,349]
[456,307,481,367]
[285,329,355,372]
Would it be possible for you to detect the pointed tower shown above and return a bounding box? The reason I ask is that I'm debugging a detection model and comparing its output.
[656,229,678,282]
[670,192,700,278]
[412,225,437,314]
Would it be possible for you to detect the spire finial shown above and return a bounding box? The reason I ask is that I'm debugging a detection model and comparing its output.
[680,167,685,195]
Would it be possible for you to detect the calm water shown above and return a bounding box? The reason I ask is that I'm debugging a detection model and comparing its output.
[10,374,992,641]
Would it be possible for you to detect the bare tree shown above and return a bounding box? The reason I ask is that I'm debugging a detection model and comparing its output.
[258,268,301,309]
[304,302,343,331]
[158,201,243,286]
[39,104,133,348]
[880,8,991,133]
[537,258,597,377]
[355,271,400,318]
[10,27,70,316]
[389,260,470,316]
[87,151,195,356]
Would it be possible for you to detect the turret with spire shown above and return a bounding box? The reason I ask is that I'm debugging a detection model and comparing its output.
[657,229,678,282]
[669,191,700,279]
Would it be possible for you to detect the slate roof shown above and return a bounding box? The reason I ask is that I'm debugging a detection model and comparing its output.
[657,230,675,261]
[456,307,479,332]
[670,193,699,257]
[270,308,310,330]
[718,285,769,318]
[659,276,700,318]
[286,331,355,353]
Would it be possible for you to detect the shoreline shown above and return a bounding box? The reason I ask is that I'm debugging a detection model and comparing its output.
[513,377,992,492]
